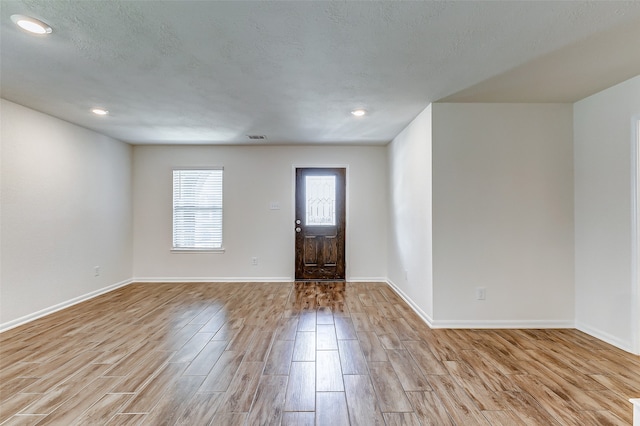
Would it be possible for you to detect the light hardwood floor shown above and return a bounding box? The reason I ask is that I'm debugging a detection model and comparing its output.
[1,281,638,425]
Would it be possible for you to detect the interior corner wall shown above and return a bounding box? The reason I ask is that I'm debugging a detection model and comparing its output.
[0,99,133,327]
[387,105,433,322]
[132,144,388,281]
[431,103,575,326]
[574,75,640,354]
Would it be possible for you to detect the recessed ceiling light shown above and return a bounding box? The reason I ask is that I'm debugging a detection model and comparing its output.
[351,109,367,117]
[10,15,52,35]
[91,108,109,116]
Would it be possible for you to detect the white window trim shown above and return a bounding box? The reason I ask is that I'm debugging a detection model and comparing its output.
[171,247,226,254]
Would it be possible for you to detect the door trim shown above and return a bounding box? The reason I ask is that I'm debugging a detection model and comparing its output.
[292,164,349,280]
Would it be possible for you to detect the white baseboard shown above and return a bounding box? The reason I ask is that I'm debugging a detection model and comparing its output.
[0,278,133,333]
[386,279,574,330]
[431,319,575,329]
[576,321,638,355]
[132,277,294,283]
[386,279,435,328]
[133,277,388,283]
[348,277,388,282]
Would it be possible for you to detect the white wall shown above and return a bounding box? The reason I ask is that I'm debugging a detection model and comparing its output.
[5,82,637,354]
[431,103,575,326]
[387,106,434,322]
[0,100,133,328]
[132,145,387,281]
[574,75,640,354]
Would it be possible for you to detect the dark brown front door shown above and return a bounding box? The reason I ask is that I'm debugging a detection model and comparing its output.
[295,168,346,280]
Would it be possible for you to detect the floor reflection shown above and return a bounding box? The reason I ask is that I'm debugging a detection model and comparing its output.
[292,281,346,313]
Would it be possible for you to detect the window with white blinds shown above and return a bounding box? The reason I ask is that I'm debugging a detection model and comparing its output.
[172,169,223,250]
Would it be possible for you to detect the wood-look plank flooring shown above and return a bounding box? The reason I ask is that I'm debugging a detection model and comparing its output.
[1,281,639,425]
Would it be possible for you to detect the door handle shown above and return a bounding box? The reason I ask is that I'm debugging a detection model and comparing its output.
[295,227,301,233]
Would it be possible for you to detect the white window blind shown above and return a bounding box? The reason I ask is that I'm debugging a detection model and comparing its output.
[172,169,223,249]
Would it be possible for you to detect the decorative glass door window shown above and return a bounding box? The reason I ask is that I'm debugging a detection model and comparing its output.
[305,175,336,226]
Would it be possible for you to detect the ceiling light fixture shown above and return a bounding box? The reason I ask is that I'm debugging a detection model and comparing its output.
[351,108,367,117]
[10,15,52,35]
[91,108,109,116]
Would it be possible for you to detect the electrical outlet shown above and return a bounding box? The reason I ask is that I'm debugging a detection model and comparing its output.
[251,257,258,266]
[94,266,100,277]
[476,287,486,300]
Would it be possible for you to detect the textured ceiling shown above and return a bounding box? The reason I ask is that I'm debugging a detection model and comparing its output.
[1,1,640,145]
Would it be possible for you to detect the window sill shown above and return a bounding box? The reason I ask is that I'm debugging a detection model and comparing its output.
[171,248,225,254]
